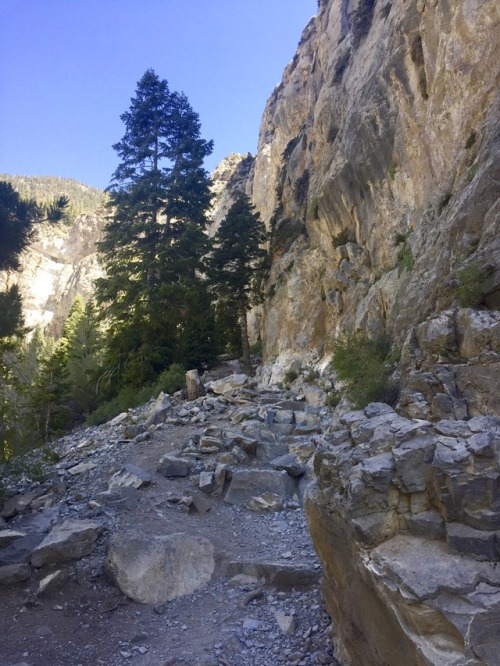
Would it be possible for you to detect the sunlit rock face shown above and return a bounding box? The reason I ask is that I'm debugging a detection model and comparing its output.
[248,0,500,364]
[0,213,105,336]
[242,0,500,663]
[207,152,254,237]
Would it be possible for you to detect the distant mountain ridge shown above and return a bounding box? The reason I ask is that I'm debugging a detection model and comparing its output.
[0,174,107,335]
[0,174,106,219]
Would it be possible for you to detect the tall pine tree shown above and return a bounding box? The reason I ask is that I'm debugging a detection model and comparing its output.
[96,70,216,387]
[209,193,269,374]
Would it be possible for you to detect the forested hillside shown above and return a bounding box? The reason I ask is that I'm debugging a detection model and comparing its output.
[0,174,105,221]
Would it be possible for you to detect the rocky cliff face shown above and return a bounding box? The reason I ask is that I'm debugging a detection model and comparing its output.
[0,213,106,336]
[247,0,499,366]
[237,0,500,663]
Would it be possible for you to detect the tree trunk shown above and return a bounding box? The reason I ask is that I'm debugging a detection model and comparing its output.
[185,369,205,401]
[239,302,252,375]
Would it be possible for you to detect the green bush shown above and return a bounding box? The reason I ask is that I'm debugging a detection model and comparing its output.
[325,391,341,408]
[397,244,414,275]
[153,363,185,395]
[86,384,154,426]
[465,131,477,150]
[455,263,487,307]
[86,363,186,426]
[393,231,408,246]
[284,368,299,386]
[331,332,399,408]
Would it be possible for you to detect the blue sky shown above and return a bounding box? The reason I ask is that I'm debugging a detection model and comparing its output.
[0,0,316,189]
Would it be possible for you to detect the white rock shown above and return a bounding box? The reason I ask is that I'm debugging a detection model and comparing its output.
[274,610,297,635]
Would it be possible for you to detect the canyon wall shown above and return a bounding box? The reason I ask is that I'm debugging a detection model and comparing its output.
[247,0,499,367]
[238,1,500,664]
[0,213,105,336]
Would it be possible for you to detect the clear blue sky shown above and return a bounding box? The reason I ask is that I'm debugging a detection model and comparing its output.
[0,0,316,189]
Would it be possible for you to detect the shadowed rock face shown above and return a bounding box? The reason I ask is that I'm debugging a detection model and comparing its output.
[306,400,500,665]
[246,0,500,363]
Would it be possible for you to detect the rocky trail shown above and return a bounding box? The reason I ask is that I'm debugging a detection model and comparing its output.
[0,363,339,666]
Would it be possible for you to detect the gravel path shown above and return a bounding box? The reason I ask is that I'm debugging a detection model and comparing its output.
[0,377,341,666]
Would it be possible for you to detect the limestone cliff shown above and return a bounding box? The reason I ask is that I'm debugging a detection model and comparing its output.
[239,1,500,664]
[207,152,254,236]
[247,0,500,366]
[0,212,106,336]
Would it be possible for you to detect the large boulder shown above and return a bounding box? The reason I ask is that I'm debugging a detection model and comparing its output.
[224,469,297,505]
[145,392,173,427]
[208,373,248,395]
[0,563,31,585]
[104,532,215,604]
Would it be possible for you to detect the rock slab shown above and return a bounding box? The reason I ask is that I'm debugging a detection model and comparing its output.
[31,519,102,568]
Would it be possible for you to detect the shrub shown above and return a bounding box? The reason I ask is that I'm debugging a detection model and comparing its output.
[465,131,477,150]
[388,161,398,179]
[153,363,185,395]
[86,363,186,426]
[331,332,399,408]
[455,263,487,307]
[397,244,414,275]
[325,391,341,408]
[284,369,299,386]
[393,231,408,246]
[305,368,320,384]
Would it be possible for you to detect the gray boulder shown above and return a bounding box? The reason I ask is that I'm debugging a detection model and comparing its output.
[157,454,193,477]
[145,393,173,427]
[0,563,31,585]
[224,469,297,505]
[108,464,151,490]
[1,487,47,519]
[209,373,248,395]
[31,519,102,568]
[0,530,27,549]
[105,532,215,604]
[270,454,305,478]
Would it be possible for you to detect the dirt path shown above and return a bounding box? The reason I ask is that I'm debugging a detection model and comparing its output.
[0,381,340,666]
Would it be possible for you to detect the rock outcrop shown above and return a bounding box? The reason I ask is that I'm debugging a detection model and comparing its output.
[307,402,500,665]
[400,308,500,420]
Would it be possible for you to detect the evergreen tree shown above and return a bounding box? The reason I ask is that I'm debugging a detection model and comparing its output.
[0,328,54,458]
[29,338,71,441]
[61,297,103,416]
[96,70,215,387]
[209,193,269,373]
